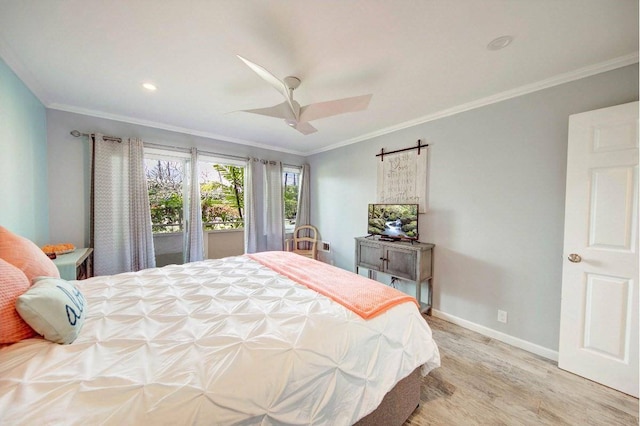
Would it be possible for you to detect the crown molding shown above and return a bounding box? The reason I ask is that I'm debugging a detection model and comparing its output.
[307,53,639,156]
[48,103,307,156]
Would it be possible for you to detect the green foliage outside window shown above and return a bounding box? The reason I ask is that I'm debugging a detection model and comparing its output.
[284,184,298,220]
[146,160,246,233]
[201,165,244,230]
[283,171,299,229]
[147,159,184,233]
[146,159,299,233]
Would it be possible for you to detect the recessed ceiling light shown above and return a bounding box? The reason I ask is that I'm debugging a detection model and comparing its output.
[487,35,514,51]
[142,82,157,91]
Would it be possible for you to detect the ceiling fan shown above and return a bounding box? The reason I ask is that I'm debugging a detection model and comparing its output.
[237,55,372,135]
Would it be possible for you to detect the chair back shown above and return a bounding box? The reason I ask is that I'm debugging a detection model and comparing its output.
[288,225,319,259]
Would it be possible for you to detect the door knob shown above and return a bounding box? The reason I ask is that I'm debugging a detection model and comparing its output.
[568,253,582,263]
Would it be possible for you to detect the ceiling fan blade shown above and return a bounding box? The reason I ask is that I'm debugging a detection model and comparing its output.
[237,55,287,97]
[237,55,298,118]
[240,101,293,120]
[293,121,317,135]
[299,94,372,123]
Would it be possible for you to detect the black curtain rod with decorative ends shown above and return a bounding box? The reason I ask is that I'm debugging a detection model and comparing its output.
[70,130,122,143]
[376,139,428,161]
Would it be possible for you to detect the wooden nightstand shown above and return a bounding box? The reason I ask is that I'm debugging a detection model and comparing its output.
[53,248,94,280]
[355,237,434,315]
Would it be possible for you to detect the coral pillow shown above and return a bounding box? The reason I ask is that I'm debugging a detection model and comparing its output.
[0,226,60,282]
[0,259,37,343]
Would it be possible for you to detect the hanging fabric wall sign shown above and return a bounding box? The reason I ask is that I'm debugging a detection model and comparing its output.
[376,140,429,213]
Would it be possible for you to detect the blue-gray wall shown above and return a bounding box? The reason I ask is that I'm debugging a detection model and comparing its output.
[0,58,49,243]
[308,64,639,354]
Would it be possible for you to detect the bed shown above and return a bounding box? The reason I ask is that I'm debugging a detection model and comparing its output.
[0,251,440,425]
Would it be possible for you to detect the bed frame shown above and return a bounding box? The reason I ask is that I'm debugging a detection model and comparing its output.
[355,367,421,426]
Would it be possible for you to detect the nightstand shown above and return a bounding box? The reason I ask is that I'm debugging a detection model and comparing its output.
[355,237,434,315]
[53,248,94,280]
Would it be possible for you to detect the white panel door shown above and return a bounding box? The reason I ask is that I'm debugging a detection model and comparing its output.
[558,101,639,397]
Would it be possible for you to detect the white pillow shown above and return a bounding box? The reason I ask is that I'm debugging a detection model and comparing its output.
[16,277,87,344]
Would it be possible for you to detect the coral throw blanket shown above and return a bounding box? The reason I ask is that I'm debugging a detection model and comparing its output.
[247,251,418,319]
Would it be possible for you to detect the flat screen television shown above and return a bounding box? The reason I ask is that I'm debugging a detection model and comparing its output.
[367,204,419,240]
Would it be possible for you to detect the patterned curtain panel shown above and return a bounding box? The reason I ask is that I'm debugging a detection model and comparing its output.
[184,148,204,262]
[244,159,284,253]
[92,134,155,275]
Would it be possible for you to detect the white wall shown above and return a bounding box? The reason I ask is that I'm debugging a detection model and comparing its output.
[46,109,305,248]
[307,64,639,352]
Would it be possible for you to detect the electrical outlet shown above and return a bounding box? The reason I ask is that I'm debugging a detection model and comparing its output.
[320,241,331,252]
[497,310,508,323]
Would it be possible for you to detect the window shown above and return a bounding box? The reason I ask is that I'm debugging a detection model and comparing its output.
[144,149,297,236]
[199,158,245,230]
[283,166,301,233]
[145,153,187,234]
[144,149,246,234]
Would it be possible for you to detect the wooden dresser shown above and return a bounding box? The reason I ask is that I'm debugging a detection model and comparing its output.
[355,237,434,314]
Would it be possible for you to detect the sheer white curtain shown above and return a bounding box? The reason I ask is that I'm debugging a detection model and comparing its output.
[92,135,155,275]
[244,159,284,253]
[244,160,259,253]
[184,148,204,262]
[295,164,310,226]
[293,163,312,249]
[264,160,284,251]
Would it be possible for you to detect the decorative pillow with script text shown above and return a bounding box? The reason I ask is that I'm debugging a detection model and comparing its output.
[16,277,86,344]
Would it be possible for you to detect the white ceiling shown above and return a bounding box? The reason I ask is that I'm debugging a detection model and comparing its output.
[0,1,637,155]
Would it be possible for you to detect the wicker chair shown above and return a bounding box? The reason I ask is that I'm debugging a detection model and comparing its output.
[286,225,319,260]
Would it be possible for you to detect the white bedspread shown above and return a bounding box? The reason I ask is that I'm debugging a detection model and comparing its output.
[0,255,440,425]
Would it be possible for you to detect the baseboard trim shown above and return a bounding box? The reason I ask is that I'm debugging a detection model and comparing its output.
[431,309,559,362]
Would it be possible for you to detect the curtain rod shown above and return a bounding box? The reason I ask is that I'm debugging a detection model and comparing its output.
[376,139,428,161]
[71,130,301,168]
[70,130,122,143]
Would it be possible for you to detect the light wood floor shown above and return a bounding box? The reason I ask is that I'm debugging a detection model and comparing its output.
[405,316,639,425]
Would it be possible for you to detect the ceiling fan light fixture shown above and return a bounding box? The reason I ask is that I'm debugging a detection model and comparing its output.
[237,55,371,136]
[487,35,514,51]
[284,76,301,91]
